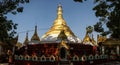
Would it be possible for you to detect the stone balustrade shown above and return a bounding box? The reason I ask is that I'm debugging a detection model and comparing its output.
[14,54,108,62]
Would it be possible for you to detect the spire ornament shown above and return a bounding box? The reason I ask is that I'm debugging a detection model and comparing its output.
[24,32,29,45]
[31,25,40,41]
[57,3,63,19]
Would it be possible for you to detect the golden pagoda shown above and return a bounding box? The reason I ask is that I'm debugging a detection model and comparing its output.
[41,4,81,43]
[31,25,40,41]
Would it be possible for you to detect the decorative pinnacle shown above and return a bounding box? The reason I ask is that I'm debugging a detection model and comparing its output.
[35,25,37,33]
[58,3,62,7]
[24,32,29,45]
[31,25,40,41]
[57,3,63,19]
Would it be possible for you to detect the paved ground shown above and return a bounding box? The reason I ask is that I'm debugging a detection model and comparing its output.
[0,61,120,65]
[97,61,120,65]
[0,63,8,65]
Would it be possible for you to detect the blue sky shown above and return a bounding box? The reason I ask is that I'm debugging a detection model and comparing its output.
[7,0,99,43]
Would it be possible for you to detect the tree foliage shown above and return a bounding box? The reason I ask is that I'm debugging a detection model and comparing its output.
[74,0,120,39]
[74,0,86,2]
[93,0,120,39]
[0,0,29,44]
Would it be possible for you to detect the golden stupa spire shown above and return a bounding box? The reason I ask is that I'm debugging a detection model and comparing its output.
[41,4,81,43]
[83,31,91,43]
[24,32,29,45]
[53,3,67,26]
[31,25,40,41]
[57,3,63,19]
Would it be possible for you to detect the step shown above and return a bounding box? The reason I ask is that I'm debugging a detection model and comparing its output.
[59,61,70,65]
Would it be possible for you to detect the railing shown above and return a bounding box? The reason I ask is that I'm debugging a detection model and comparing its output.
[14,54,108,62]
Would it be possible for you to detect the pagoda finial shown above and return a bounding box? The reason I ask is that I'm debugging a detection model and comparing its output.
[35,25,37,34]
[57,3,63,19]
[31,25,40,41]
[24,32,29,45]
[58,3,62,7]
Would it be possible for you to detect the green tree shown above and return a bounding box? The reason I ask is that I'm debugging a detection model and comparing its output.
[74,0,120,39]
[0,0,29,45]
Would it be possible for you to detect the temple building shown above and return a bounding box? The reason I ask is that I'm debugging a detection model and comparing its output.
[14,4,111,65]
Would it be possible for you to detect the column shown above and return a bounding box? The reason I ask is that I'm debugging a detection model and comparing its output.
[102,46,105,54]
[12,45,15,54]
[116,46,119,55]
[0,46,1,55]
